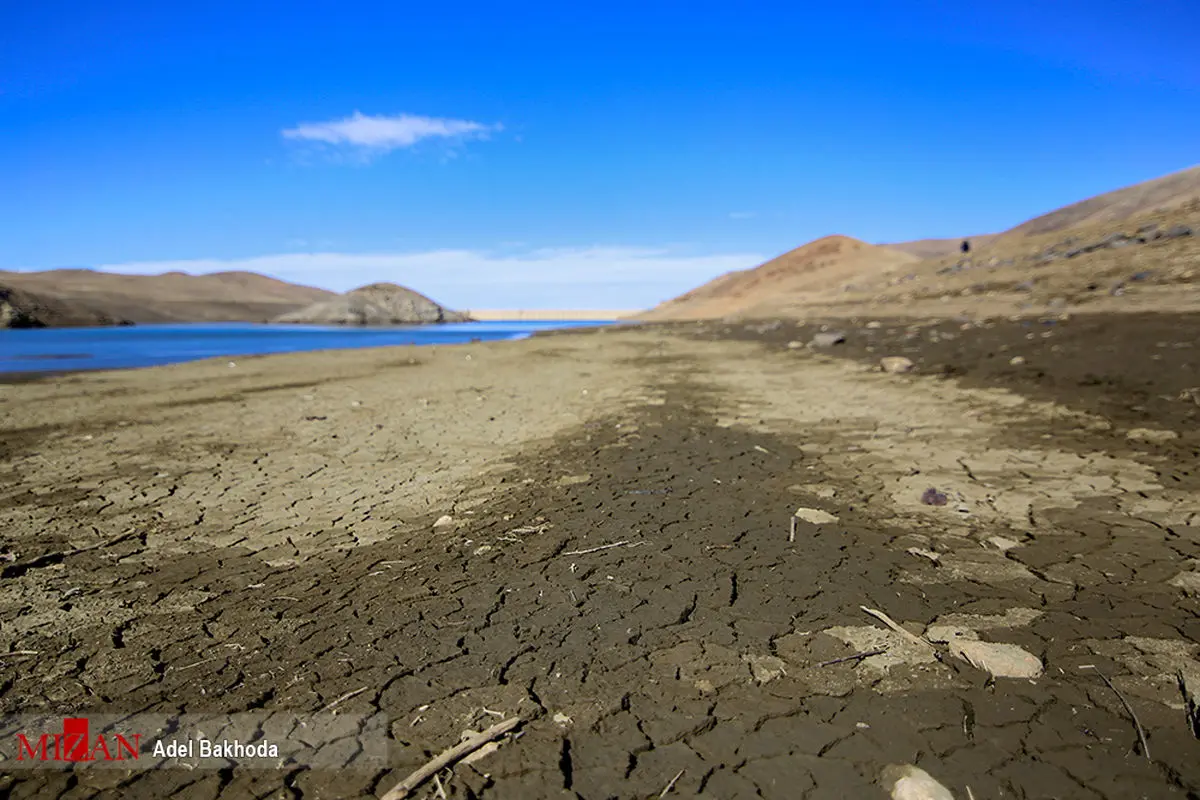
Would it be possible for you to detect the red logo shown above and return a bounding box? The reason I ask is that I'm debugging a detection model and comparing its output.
[16,718,141,762]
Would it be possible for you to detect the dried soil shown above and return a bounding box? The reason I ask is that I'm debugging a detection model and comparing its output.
[2,316,1199,798]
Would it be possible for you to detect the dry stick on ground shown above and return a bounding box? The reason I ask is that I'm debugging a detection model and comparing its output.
[659,769,685,798]
[1083,666,1151,761]
[789,516,796,543]
[563,541,630,556]
[1180,669,1200,739]
[319,686,367,713]
[818,648,887,667]
[379,717,524,800]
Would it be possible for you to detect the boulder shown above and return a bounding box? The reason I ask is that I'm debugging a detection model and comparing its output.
[275,283,471,325]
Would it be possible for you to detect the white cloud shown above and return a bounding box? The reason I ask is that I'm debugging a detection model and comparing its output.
[87,246,764,309]
[281,112,501,159]
[728,211,757,220]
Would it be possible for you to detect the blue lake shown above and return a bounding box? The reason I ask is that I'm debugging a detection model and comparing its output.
[0,321,612,375]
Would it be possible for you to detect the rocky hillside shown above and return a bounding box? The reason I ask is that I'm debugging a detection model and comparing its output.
[637,236,919,321]
[1,285,131,328]
[275,283,471,325]
[641,164,1200,322]
[0,269,334,324]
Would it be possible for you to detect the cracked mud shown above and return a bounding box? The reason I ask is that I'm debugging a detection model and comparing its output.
[2,316,1200,798]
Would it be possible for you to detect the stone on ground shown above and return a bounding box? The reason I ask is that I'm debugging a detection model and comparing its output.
[880,356,915,374]
[794,507,839,525]
[950,639,1043,679]
[881,764,956,800]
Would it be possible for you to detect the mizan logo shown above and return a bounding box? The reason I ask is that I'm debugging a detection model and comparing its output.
[17,718,141,763]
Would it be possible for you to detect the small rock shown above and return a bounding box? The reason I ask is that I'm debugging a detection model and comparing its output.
[794,507,839,525]
[809,331,847,347]
[1163,224,1193,239]
[950,639,1043,679]
[556,474,592,486]
[880,356,915,374]
[906,547,941,563]
[920,488,948,506]
[881,764,955,800]
[1009,356,1026,366]
[866,321,882,329]
[987,536,1021,552]
[552,712,573,726]
[786,340,805,349]
[1126,427,1179,444]
[433,515,454,529]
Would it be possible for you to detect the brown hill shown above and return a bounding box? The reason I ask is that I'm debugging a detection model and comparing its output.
[275,282,471,325]
[0,269,334,324]
[1,284,131,328]
[637,236,919,321]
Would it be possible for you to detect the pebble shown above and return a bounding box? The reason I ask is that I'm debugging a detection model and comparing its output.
[432,515,454,529]
[809,331,847,347]
[1009,356,1026,366]
[987,536,1021,552]
[880,356,915,374]
[920,488,948,506]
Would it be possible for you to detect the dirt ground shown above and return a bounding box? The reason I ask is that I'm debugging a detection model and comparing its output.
[2,314,1200,798]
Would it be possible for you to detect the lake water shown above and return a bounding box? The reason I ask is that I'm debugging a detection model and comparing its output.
[0,321,613,375]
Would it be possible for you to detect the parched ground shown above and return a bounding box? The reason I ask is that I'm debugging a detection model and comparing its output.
[2,314,1199,799]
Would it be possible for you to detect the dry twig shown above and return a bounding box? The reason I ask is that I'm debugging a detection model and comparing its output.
[659,769,685,797]
[563,541,630,556]
[818,648,887,667]
[1083,666,1151,761]
[320,686,367,713]
[379,717,523,800]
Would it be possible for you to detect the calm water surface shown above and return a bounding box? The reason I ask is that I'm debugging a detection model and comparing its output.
[0,321,612,374]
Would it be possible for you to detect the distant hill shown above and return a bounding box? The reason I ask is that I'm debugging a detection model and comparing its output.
[1,284,131,328]
[638,164,1200,321]
[275,282,471,325]
[1000,164,1200,239]
[637,236,918,321]
[0,269,334,324]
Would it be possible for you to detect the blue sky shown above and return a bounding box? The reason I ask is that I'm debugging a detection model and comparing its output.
[3,0,1198,308]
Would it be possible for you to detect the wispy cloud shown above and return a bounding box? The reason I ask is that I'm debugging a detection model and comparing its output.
[86,246,763,309]
[728,211,757,220]
[281,112,501,160]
